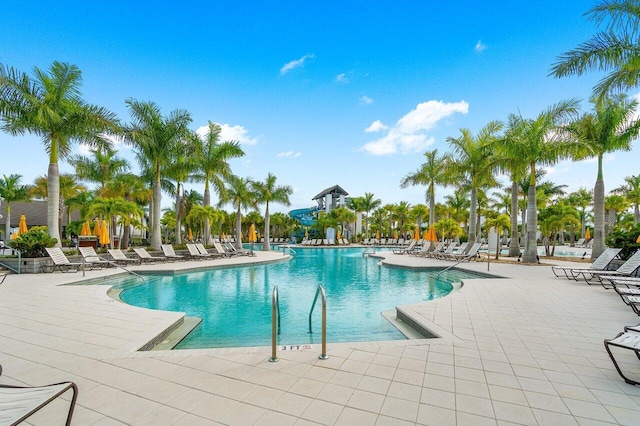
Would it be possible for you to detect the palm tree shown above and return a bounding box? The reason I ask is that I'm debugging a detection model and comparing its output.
[66,190,95,223]
[32,173,86,239]
[347,197,365,241]
[104,173,152,248]
[193,122,245,244]
[613,174,640,225]
[0,174,31,239]
[88,197,134,249]
[330,207,356,240]
[604,194,629,235]
[501,100,582,263]
[392,201,411,236]
[219,176,257,249]
[252,173,293,251]
[567,187,593,239]
[69,146,129,195]
[123,99,192,250]
[570,96,640,259]
[410,204,429,235]
[360,192,381,238]
[400,149,452,246]
[0,62,118,246]
[447,121,503,250]
[550,0,640,100]
[484,213,511,259]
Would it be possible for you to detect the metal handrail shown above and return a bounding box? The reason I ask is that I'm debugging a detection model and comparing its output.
[0,249,21,274]
[308,285,329,360]
[269,286,280,362]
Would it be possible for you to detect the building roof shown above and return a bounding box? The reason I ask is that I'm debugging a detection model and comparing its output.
[312,185,349,200]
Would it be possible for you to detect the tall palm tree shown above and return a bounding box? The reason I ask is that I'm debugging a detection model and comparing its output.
[392,201,411,236]
[88,197,134,249]
[0,62,118,246]
[501,100,582,263]
[104,173,152,248]
[347,197,365,241]
[570,96,640,259]
[447,121,503,249]
[69,146,129,195]
[613,174,640,225]
[66,190,95,223]
[32,173,86,239]
[604,194,629,235]
[123,99,192,250]
[219,175,257,249]
[359,192,381,238]
[400,149,452,243]
[550,0,640,100]
[193,122,245,244]
[0,174,31,239]
[252,173,293,251]
[410,204,429,235]
[567,187,593,239]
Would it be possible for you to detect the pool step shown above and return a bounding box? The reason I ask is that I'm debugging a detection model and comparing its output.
[382,309,436,340]
[148,316,202,350]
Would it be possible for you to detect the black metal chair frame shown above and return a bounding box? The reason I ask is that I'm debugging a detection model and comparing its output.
[604,332,640,386]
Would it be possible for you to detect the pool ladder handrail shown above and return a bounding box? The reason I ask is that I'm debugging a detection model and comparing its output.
[308,284,329,360]
[269,285,281,362]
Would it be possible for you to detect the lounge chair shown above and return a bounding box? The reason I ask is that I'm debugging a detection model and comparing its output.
[433,243,458,259]
[133,247,167,263]
[161,244,186,261]
[393,240,417,255]
[604,330,640,385]
[575,250,640,286]
[573,238,585,247]
[223,242,253,256]
[78,247,113,269]
[0,364,79,426]
[44,248,83,273]
[444,242,483,262]
[0,272,7,285]
[107,248,141,266]
[186,243,214,260]
[551,248,622,280]
[213,242,235,257]
[196,243,224,258]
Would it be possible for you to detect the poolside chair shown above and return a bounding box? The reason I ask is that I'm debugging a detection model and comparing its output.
[196,243,224,259]
[393,240,417,255]
[573,238,586,247]
[0,364,79,426]
[107,249,141,266]
[213,242,236,257]
[223,242,253,256]
[604,330,640,385]
[44,248,83,273]
[444,242,482,262]
[161,244,186,261]
[551,248,622,280]
[0,272,7,285]
[186,243,214,260]
[432,242,458,259]
[133,247,167,263]
[574,250,640,286]
[78,247,113,269]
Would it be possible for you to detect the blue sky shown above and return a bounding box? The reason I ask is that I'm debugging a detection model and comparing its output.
[2,1,638,214]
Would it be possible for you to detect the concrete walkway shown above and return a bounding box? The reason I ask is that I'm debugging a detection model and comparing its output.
[1,250,639,425]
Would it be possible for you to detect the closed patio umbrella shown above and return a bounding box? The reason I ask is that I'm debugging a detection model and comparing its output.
[93,218,101,237]
[188,227,193,241]
[426,225,437,242]
[249,223,256,242]
[18,214,27,234]
[584,228,591,240]
[636,234,640,244]
[415,226,420,241]
[375,230,380,240]
[99,219,110,247]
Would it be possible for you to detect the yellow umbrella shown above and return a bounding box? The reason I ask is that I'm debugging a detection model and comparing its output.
[415,226,420,241]
[11,231,18,240]
[422,230,428,239]
[80,221,89,236]
[337,229,342,239]
[426,225,438,242]
[394,230,399,240]
[188,227,193,241]
[93,218,101,237]
[99,219,110,246]
[584,228,591,240]
[18,214,27,234]
[375,230,380,239]
[636,234,640,244]
[249,223,257,242]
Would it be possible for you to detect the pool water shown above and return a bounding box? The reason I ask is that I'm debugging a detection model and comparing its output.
[117,248,495,349]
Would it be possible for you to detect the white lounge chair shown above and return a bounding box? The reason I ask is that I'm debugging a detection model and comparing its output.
[393,240,417,255]
[107,248,141,265]
[575,250,640,286]
[186,243,214,260]
[44,248,83,273]
[161,244,186,261]
[551,248,622,280]
[133,247,167,263]
[79,247,113,269]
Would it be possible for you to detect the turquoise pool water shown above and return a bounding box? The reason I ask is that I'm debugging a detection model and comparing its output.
[117,248,494,349]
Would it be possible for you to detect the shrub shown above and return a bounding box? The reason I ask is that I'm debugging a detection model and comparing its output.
[605,223,640,260]
[8,228,58,258]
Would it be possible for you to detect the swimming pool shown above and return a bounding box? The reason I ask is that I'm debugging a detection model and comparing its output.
[117,248,495,349]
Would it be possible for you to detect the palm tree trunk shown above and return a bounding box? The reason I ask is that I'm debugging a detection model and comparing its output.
[429,187,436,250]
[523,185,538,263]
[122,222,131,249]
[263,202,271,251]
[203,186,211,245]
[235,206,242,249]
[151,176,162,250]
[48,163,62,247]
[467,188,477,251]
[634,204,639,226]
[174,185,182,244]
[509,181,520,257]
[592,173,606,260]
[4,204,10,242]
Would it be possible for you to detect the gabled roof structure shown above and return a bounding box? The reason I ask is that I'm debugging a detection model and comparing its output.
[312,185,349,201]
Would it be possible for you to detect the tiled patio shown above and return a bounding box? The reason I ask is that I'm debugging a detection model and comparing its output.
[1,250,639,425]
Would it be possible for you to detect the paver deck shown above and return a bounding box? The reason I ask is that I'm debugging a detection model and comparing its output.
[1,249,639,425]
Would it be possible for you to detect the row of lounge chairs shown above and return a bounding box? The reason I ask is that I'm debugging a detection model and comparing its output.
[394,241,482,262]
[363,238,416,246]
[300,238,350,246]
[43,242,253,272]
[551,248,640,385]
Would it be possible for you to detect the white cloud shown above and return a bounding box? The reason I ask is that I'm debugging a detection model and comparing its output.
[280,54,315,75]
[276,151,302,159]
[474,40,487,53]
[365,120,388,133]
[336,73,348,83]
[361,100,469,156]
[196,123,258,145]
[360,96,374,105]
